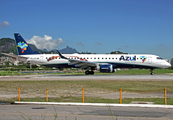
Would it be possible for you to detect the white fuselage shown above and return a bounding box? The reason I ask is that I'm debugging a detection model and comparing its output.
[20,53,171,69]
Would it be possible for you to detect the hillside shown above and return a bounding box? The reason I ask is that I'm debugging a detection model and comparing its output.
[0,38,17,55]
[0,37,79,55]
[0,38,42,55]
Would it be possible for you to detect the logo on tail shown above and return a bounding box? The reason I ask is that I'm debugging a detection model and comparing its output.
[17,42,28,53]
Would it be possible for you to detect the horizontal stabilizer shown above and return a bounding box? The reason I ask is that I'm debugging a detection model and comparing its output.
[2,53,28,61]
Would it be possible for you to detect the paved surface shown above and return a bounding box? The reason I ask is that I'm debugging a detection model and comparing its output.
[14,101,173,108]
[0,74,173,81]
[1,104,173,120]
[0,74,173,120]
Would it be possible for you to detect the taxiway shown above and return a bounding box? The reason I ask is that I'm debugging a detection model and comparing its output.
[0,74,173,81]
[1,104,173,120]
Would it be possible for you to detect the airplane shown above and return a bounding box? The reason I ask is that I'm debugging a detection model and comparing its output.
[3,33,171,75]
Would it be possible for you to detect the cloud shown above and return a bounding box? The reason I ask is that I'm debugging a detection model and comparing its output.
[0,21,10,27]
[77,42,84,46]
[95,42,102,45]
[27,35,64,51]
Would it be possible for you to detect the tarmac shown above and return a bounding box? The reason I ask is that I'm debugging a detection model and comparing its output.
[14,101,173,109]
[0,74,173,81]
[2,103,173,120]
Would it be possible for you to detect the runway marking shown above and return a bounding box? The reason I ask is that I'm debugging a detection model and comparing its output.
[0,76,10,78]
[0,112,170,120]
[14,102,173,109]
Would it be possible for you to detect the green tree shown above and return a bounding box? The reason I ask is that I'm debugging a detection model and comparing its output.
[110,51,128,54]
[4,61,10,67]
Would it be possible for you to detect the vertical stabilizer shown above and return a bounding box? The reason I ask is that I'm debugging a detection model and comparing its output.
[14,33,40,55]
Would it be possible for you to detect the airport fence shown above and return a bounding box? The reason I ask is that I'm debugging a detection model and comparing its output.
[18,88,173,105]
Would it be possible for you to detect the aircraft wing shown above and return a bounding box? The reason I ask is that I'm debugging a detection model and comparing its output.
[68,59,97,69]
[2,53,28,61]
[57,50,97,69]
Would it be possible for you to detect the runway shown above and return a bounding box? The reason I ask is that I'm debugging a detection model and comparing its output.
[0,74,173,81]
[1,104,173,120]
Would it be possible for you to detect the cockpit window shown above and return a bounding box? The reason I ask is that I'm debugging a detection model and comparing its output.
[157,57,163,60]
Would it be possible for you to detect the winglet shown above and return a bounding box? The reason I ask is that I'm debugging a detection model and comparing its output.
[56,50,67,59]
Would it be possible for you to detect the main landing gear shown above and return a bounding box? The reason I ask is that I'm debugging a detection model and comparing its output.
[149,69,154,75]
[85,70,94,75]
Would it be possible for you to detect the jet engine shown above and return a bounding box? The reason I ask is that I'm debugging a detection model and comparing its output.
[97,64,116,73]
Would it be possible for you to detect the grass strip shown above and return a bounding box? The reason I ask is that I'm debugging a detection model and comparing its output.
[1,80,173,92]
[20,97,173,105]
[1,80,173,105]
[0,69,172,76]
[3,97,173,105]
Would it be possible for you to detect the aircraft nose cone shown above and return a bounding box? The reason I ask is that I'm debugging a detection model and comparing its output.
[166,62,171,67]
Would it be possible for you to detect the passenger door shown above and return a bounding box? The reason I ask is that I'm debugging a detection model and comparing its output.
[148,56,152,64]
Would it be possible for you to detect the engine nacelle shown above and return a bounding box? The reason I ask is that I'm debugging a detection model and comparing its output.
[97,64,115,73]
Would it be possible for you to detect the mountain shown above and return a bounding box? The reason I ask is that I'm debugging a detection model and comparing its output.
[41,49,48,52]
[0,38,17,55]
[59,46,79,54]
[0,38,79,55]
[35,46,79,54]
[40,46,79,54]
[28,44,39,51]
[28,44,43,53]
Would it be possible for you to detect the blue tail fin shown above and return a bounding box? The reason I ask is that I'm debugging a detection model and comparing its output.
[14,33,40,55]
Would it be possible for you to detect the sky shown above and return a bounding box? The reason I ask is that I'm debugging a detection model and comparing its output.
[0,0,173,59]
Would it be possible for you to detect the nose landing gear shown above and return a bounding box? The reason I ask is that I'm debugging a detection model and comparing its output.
[149,69,154,75]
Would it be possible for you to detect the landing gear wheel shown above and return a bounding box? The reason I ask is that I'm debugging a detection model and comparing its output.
[85,70,90,75]
[85,70,94,75]
[89,71,94,75]
[150,69,154,75]
[150,72,154,75]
